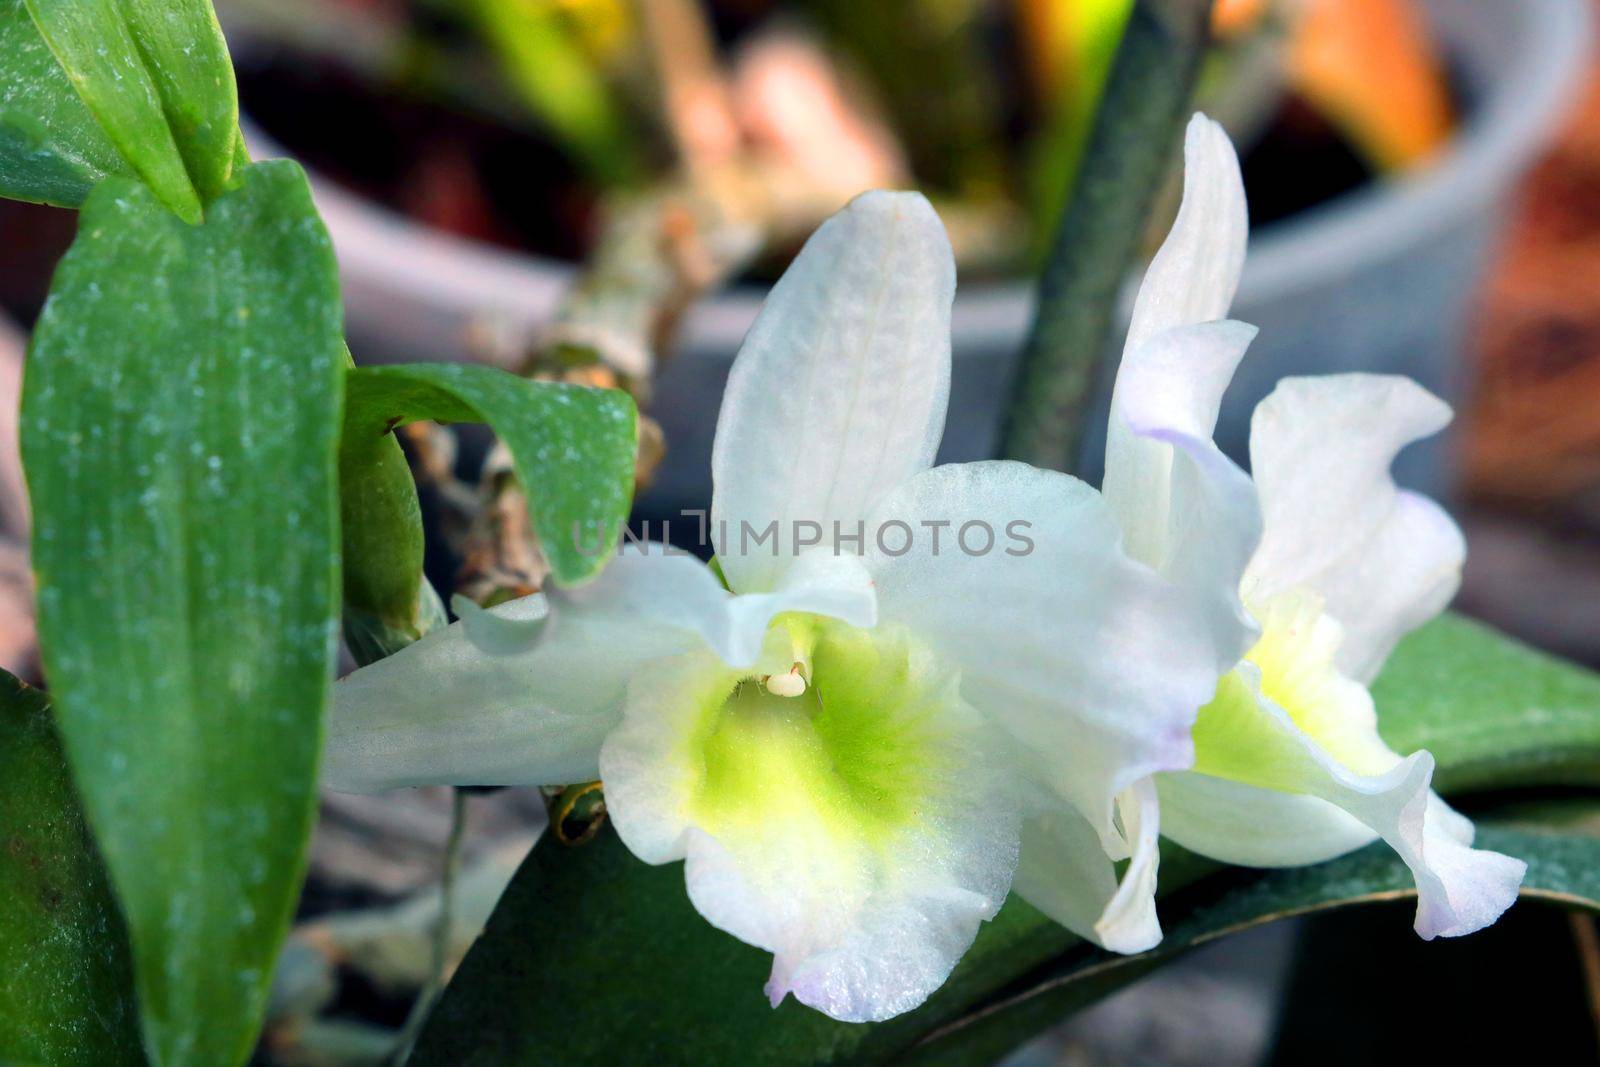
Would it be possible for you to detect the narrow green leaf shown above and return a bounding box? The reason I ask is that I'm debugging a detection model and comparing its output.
[0,0,136,207]
[23,0,239,220]
[409,613,1600,1064]
[0,670,144,1066]
[22,161,343,1066]
[107,0,238,202]
[345,363,637,587]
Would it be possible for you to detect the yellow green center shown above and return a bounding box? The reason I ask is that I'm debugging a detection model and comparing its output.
[687,617,963,849]
[1192,590,1396,784]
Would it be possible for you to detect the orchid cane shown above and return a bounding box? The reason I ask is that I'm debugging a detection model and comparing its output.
[1030,113,1524,944]
[324,191,1239,1021]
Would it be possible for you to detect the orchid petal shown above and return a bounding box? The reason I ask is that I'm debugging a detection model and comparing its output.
[1184,660,1525,938]
[711,190,954,595]
[541,546,876,669]
[1096,779,1164,952]
[1429,792,1478,845]
[1103,320,1264,655]
[1123,112,1248,354]
[1100,115,1262,693]
[1246,374,1464,682]
[327,546,875,793]
[600,625,1018,1022]
[1017,781,1164,954]
[1158,772,1377,868]
[326,595,638,792]
[863,461,1225,841]
[1012,809,1121,948]
[453,593,544,654]
[1160,779,1512,909]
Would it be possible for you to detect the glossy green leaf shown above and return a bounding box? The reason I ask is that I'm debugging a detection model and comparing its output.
[1373,613,1600,793]
[409,613,1600,1064]
[0,0,136,207]
[108,0,239,201]
[407,824,1204,1066]
[23,0,238,220]
[901,822,1600,1066]
[409,825,863,1067]
[0,670,144,1066]
[345,363,637,588]
[22,161,343,1066]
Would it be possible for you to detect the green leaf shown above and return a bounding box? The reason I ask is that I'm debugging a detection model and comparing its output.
[336,347,440,666]
[408,825,859,1067]
[106,0,239,202]
[1265,881,1600,1064]
[1373,613,1600,793]
[23,0,239,220]
[900,823,1600,1066]
[22,161,343,1066]
[408,613,1600,1064]
[344,363,637,588]
[413,822,1600,1067]
[0,670,144,1066]
[406,823,1201,1066]
[0,0,136,207]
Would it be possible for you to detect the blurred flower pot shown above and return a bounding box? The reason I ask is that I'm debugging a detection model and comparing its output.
[255,0,1590,512]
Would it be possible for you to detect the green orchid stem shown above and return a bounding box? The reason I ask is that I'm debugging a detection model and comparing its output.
[998,0,1213,474]
[391,787,470,1066]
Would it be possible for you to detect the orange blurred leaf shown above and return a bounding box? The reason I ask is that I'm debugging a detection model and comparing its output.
[1291,0,1453,171]
[1212,0,1269,38]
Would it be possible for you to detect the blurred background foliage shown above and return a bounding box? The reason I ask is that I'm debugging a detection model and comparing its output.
[211,0,1455,274]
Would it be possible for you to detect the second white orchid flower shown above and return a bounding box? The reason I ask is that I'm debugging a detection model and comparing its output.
[325,192,1234,1021]
[1033,113,1525,945]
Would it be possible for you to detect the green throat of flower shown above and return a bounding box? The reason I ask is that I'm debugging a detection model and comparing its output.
[686,617,967,850]
[1192,589,1397,784]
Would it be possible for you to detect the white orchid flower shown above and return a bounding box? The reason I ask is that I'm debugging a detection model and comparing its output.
[325,191,1234,1021]
[1068,113,1525,941]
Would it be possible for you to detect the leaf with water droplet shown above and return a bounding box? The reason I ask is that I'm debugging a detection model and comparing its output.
[22,160,341,1066]
[344,363,637,588]
[18,0,238,218]
[0,0,139,207]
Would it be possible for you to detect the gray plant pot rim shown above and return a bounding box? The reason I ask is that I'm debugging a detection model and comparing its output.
[247,0,1591,359]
